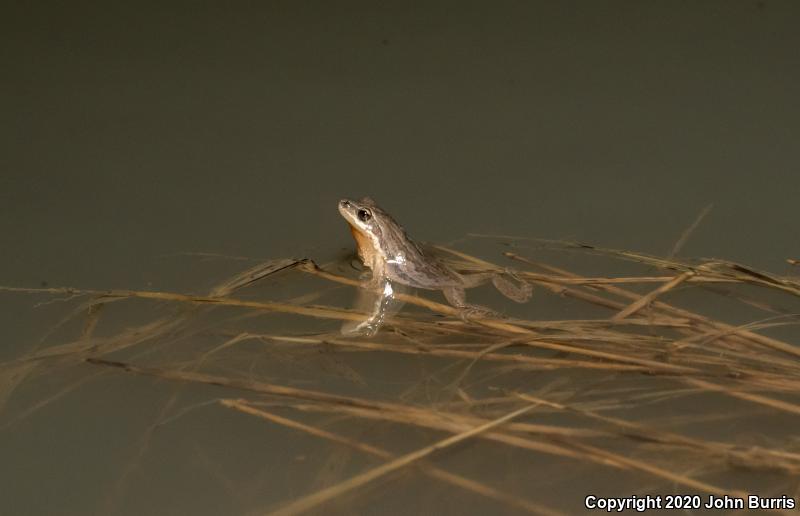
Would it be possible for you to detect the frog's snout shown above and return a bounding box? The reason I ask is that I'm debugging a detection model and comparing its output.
[340,199,351,209]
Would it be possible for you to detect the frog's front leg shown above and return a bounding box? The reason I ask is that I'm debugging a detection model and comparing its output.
[341,278,397,336]
[443,286,500,320]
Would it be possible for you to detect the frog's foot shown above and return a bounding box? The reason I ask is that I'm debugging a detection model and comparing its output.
[443,286,502,321]
[456,304,503,322]
[341,318,381,337]
[491,272,533,303]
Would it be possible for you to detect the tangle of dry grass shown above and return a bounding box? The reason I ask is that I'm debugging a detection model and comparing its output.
[1,240,799,514]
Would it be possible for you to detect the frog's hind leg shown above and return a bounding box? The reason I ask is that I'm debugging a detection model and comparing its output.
[456,271,532,303]
[443,286,501,320]
[491,272,533,303]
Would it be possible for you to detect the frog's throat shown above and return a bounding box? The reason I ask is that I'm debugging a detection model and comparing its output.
[348,223,377,268]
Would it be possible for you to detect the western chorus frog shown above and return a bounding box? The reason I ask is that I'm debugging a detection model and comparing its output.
[338,197,531,334]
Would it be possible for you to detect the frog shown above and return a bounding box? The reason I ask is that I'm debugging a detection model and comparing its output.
[338,197,532,334]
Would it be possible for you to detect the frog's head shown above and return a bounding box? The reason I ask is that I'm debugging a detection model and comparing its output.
[338,197,380,232]
[338,197,396,265]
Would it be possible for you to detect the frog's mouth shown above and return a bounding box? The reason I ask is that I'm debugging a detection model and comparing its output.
[347,223,375,268]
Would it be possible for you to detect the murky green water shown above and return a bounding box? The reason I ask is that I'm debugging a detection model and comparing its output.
[2,3,799,515]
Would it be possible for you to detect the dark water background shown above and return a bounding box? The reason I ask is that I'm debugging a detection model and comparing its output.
[2,2,799,515]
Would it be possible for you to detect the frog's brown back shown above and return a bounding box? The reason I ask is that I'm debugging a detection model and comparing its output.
[365,201,462,290]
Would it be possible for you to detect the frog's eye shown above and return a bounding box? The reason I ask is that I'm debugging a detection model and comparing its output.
[357,209,372,222]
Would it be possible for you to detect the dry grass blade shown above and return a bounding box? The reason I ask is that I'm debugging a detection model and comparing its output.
[566,242,800,297]
[513,393,800,475]
[0,362,38,416]
[266,402,541,516]
[668,203,714,258]
[250,334,662,373]
[0,285,369,323]
[210,259,305,297]
[504,252,800,360]
[684,378,800,416]
[612,272,693,320]
[565,440,749,499]
[85,358,638,479]
[221,399,562,516]
[85,358,603,441]
[284,400,606,466]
